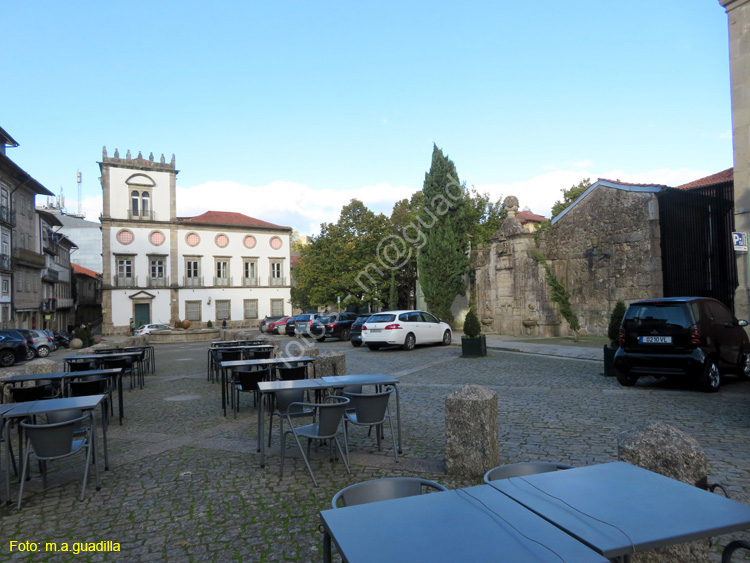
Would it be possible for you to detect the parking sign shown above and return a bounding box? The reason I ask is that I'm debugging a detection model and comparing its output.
[733,232,748,252]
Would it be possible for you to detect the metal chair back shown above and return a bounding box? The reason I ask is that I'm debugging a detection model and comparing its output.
[276,365,306,381]
[21,416,87,458]
[332,477,447,508]
[10,384,51,403]
[483,462,573,484]
[343,388,393,425]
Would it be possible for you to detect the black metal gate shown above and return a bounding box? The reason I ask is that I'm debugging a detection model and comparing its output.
[658,182,737,311]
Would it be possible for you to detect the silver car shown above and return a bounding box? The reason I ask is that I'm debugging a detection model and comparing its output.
[28,329,55,357]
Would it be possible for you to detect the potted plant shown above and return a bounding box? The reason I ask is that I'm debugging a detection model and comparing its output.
[603,300,626,376]
[461,309,487,357]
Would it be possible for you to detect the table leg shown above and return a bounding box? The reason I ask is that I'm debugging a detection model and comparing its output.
[323,530,332,563]
[89,410,102,489]
[117,372,124,425]
[3,418,10,504]
[394,385,403,454]
[221,367,227,416]
[259,391,266,466]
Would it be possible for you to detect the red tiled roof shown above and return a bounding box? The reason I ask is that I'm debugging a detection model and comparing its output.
[517,210,548,223]
[597,178,670,189]
[72,263,100,278]
[177,211,290,230]
[676,168,733,190]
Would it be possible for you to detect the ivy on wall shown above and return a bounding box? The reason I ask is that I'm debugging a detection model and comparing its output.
[528,250,580,339]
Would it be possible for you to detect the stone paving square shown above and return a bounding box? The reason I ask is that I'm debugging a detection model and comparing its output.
[0,339,749,562]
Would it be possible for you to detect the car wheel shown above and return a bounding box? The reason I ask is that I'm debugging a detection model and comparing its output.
[698,358,721,393]
[351,340,362,348]
[615,368,638,387]
[341,329,350,341]
[36,346,50,358]
[402,333,416,351]
[316,336,326,342]
[367,344,381,351]
[0,350,15,367]
[25,348,35,361]
[441,330,451,346]
[738,353,750,380]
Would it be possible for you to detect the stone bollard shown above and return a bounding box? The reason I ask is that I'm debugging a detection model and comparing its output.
[279,340,320,359]
[24,359,59,375]
[315,352,346,377]
[445,384,499,477]
[618,422,710,563]
[70,338,83,350]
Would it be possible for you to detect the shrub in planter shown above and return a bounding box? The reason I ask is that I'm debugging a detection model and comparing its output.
[207,320,213,328]
[461,309,486,357]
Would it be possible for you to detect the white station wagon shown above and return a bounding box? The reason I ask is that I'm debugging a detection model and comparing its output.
[360,310,452,351]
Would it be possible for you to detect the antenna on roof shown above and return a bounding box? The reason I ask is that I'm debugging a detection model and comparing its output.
[76,171,82,216]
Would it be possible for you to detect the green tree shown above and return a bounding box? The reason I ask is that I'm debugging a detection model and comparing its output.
[417,145,470,325]
[551,178,592,219]
[464,188,505,246]
[390,191,424,309]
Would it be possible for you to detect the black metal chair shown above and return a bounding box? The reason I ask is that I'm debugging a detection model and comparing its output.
[279,395,350,487]
[17,414,98,508]
[268,389,314,447]
[9,384,55,403]
[232,367,270,418]
[343,388,397,462]
[68,378,110,429]
[276,365,307,381]
[483,461,574,483]
[723,540,750,562]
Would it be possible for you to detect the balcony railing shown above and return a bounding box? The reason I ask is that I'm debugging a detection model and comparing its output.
[242,277,258,287]
[127,210,156,221]
[184,276,203,287]
[113,276,137,288]
[14,248,45,268]
[0,205,16,227]
[269,276,287,287]
[148,276,169,288]
[40,298,57,312]
[43,268,59,282]
[214,276,232,287]
[55,297,74,309]
[0,254,11,272]
[43,234,58,255]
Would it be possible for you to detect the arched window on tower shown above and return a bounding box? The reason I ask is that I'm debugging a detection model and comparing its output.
[131,190,140,217]
[141,191,150,217]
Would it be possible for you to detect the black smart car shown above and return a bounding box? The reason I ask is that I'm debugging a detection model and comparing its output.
[310,312,358,342]
[614,297,750,392]
[349,314,372,347]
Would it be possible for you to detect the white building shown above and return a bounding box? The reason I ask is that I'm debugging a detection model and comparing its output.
[99,148,292,335]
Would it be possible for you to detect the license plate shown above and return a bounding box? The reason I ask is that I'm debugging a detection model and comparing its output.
[639,336,672,344]
[369,329,382,333]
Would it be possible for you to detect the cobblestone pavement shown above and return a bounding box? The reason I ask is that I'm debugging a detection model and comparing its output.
[1,338,749,562]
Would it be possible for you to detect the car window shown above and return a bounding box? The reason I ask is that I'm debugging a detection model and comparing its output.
[421,312,438,323]
[317,316,333,323]
[706,301,733,324]
[623,304,692,330]
[369,314,396,323]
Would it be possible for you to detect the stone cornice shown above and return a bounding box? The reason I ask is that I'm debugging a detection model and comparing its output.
[719,0,750,11]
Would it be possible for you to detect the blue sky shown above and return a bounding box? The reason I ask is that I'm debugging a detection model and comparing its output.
[4,0,734,235]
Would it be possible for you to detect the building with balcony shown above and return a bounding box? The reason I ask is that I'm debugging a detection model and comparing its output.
[36,203,103,273]
[0,125,55,329]
[38,209,77,331]
[72,263,102,327]
[99,148,292,335]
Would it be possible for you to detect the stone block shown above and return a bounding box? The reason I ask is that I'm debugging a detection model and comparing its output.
[315,352,346,377]
[70,338,83,350]
[278,339,319,359]
[445,384,499,477]
[25,359,59,375]
[618,422,710,562]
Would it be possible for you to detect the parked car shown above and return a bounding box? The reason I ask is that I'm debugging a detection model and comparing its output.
[28,329,55,357]
[295,314,322,338]
[268,316,291,335]
[134,323,172,336]
[350,314,372,347]
[0,329,36,361]
[614,297,750,392]
[310,312,358,342]
[0,334,30,367]
[284,316,299,337]
[361,310,452,351]
[259,316,286,333]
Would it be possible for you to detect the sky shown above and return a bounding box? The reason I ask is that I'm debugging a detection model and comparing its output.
[4,0,735,236]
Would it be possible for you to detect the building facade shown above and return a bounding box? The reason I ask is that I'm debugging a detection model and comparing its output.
[38,209,76,331]
[99,148,292,335]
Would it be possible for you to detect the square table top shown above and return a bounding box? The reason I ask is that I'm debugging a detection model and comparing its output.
[65,352,143,361]
[220,356,314,368]
[320,485,607,562]
[3,369,121,384]
[319,374,398,386]
[490,461,750,559]
[1,395,105,418]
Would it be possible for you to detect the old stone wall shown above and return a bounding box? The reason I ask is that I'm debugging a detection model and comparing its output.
[473,186,664,336]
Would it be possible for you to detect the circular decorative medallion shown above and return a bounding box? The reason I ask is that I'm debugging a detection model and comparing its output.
[149,231,165,246]
[215,234,229,248]
[243,235,256,249]
[270,236,282,250]
[116,229,134,245]
[186,232,200,247]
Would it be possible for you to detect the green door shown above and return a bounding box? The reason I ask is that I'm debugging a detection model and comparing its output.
[134,303,150,329]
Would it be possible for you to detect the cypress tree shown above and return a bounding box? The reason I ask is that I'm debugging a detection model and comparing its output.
[417,145,469,325]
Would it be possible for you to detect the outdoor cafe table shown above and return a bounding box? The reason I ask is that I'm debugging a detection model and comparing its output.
[64,351,143,371]
[219,355,314,417]
[2,394,107,505]
[0,369,125,425]
[489,461,750,562]
[208,344,275,385]
[320,484,609,563]
[256,373,401,468]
